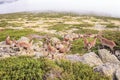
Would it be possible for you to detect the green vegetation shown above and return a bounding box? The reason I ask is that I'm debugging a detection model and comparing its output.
[0,29,36,41]
[0,21,23,27]
[9,22,23,27]
[0,20,9,27]
[106,23,119,28]
[48,23,71,31]
[71,39,87,54]
[70,23,94,29]
[71,37,100,55]
[74,28,98,34]
[0,56,110,80]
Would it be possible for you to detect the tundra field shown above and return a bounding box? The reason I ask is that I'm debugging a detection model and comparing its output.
[0,12,120,80]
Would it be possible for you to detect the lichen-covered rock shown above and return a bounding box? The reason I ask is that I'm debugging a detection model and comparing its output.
[115,69,120,80]
[98,49,120,63]
[80,52,103,67]
[65,54,81,62]
[94,62,120,77]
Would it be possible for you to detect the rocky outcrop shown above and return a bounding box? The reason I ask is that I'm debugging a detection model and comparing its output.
[65,54,81,62]
[98,49,120,63]
[0,37,35,58]
[66,52,103,67]
[94,62,120,77]
[80,52,103,67]
[94,49,120,79]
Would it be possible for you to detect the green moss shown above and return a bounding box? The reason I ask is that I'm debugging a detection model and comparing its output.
[56,60,110,80]
[0,56,110,80]
[71,39,87,55]
[0,56,56,80]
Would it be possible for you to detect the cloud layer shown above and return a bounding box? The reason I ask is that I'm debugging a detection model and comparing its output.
[0,0,120,17]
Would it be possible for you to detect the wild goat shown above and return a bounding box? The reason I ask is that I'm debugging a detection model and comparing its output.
[83,36,89,50]
[97,35,116,54]
[55,41,71,53]
[88,36,97,50]
[63,34,73,41]
[15,40,33,50]
[46,39,57,59]
[5,36,13,45]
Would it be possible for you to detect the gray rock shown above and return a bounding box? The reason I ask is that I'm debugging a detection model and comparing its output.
[80,52,103,67]
[32,41,43,51]
[0,41,6,45]
[66,52,103,67]
[65,54,81,62]
[98,49,120,63]
[50,37,60,44]
[94,62,120,78]
[115,69,120,80]
[17,36,30,43]
[34,52,46,58]
[115,50,120,61]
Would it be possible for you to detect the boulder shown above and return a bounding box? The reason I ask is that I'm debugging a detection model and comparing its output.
[65,54,81,62]
[94,62,120,78]
[115,69,120,80]
[80,52,103,67]
[98,49,120,63]
[34,52,45,58]
[115,50,120,61]
[17,36,30,43]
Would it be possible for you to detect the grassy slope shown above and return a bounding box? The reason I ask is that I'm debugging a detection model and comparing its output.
[0,12,120,79]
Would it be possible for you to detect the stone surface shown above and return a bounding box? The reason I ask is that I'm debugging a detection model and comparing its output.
[115,69,120,80]
[80,52,103,67]
[32,41,43,52]
[94,62,120,77]
[98,49,120,63]
[50,37,60,44]
[115,50,120,61]
[65,54,81,62]
[17,36,30,43]
[34,52,45,58]
[66,52,103,67]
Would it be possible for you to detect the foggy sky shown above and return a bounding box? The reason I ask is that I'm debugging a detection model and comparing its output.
[0,0,120,17]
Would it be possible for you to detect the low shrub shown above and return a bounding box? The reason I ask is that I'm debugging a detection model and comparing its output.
[56,60,110,80]
[0,56,110,80]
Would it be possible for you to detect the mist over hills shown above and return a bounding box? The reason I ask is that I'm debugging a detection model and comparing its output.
[0,0,120,18]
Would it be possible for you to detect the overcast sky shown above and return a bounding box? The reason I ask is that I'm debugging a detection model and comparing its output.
[0,0,120,17]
